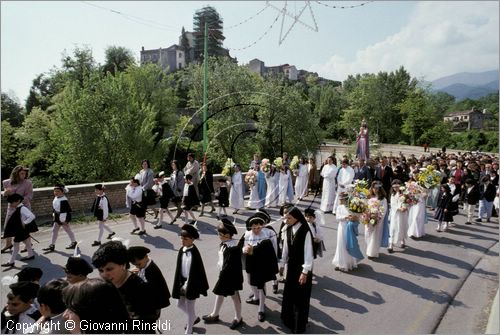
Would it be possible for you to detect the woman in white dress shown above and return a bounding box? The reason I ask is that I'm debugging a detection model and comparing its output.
[247,168,262,210]
[332,193,360,271]
[229,165,245,214]
[294,158,309,201]
[407,185,427,239]
[365,182,388,259]
[388,179,409,253]
[278,167,291,206]
[265,165,279,207]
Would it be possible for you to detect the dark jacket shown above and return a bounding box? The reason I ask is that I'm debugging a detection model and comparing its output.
[172,244,209,300]
[464,184,480,205]
[144,261,171,310]
[479,183,496,202]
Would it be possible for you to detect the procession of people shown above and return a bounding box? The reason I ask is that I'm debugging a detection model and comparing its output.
[1,133,499,334]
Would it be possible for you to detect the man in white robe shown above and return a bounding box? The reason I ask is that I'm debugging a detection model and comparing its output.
[333,159,355,214]
[320,156,337,213]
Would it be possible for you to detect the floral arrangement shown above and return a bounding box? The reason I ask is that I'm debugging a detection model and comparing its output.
[361,198,385,226]
[245,169,257,187]
[417,165,441,189]
[353,179,370,197]
[221,158,235,176]
[347,178,369,214]
[398,185,418,210]
[261,158,270,173]
[290,155,299,170]
[273,157,283,169]
[348,195,368,214]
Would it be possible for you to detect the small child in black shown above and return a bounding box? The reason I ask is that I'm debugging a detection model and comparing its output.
[215,178,229,220]
[202,219,243,329]
[91,184,115,246]
[172,224,209,334]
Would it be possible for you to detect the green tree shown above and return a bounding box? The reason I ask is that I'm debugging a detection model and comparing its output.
[14,107,55,186]
[25,73,57,114]
[49,64,178,184]
[103,46,136,75]
[1,121,19,178]
[193,6,226,62]
[400,90,439,145]
[180,26,192,65]
[1,92,24,127]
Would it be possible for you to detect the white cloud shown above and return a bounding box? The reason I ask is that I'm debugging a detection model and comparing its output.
[309,1,499,82]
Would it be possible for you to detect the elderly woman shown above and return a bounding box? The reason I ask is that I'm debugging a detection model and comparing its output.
[2,165,34,253]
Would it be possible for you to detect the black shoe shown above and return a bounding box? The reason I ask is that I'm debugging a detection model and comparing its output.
[400,243,406,248]
[258,312,265,322]
[42,244,55,252]
[189,220,197,225]
[334,267,340,271]
[229,318,243,330]
[387,248,394,254]
[1,245,13,254]
[273,283,278,294]
[20,255,35,261]
[107,232,116,239]
[246,298,259,305]
[216,216,220,220]
[465,221,472,225]
[65,242,77,249]
[475,218,482,222]
[20,248,28,253]
[153,224,162,229]
[91,241,101,247]
[202,314,219,323]
[137,230,146,235]
[1,262,14,267]
[193,317,200,325]
[131,228,140,234]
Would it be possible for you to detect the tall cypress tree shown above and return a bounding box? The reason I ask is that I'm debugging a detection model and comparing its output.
[180,26,191,65]
[193,6,225,62]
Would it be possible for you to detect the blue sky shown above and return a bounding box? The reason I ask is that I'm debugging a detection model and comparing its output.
[1,1,498,104]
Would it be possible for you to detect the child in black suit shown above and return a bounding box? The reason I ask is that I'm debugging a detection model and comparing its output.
[172,224,209,334]
[202,219,243,329]
[182,174,200,226]
[128,246,171,320]
[215,179,229,220]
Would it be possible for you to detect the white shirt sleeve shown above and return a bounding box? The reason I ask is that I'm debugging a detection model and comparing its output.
[20,206,36,225]
[302,231,314,273]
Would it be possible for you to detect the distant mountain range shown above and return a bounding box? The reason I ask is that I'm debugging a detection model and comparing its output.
[427,70,499,101]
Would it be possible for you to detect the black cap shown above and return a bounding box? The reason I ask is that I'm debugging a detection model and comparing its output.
[16,267,43,282]
[9,281,40,300]
[7,193,24,203]
[220,218,237,236]
[181,224,199,239]
[64,257,93,276]
[127,246,151,260]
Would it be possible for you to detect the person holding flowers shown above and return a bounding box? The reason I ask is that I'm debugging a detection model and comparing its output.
[334,159,355,214]
[246,167,261,210]
[332,192,364,271]
[388,179,409,253]
[407,177,427,239]
[363,183,387,259]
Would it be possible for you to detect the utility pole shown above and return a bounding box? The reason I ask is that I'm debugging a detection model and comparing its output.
[203,20,208,159]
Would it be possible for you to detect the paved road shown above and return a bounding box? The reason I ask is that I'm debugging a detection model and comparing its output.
[1,195,498,334]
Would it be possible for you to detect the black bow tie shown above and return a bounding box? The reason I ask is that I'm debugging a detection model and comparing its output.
[182,248,192,254]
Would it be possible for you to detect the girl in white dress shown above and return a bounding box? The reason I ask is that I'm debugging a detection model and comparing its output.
[229,165,244,214]
[332,193,360,271]
[265,165,279,207]
[278,167,291,206]
[388,179,409,253]
[365,182,387,259]
[407,185,427,239]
